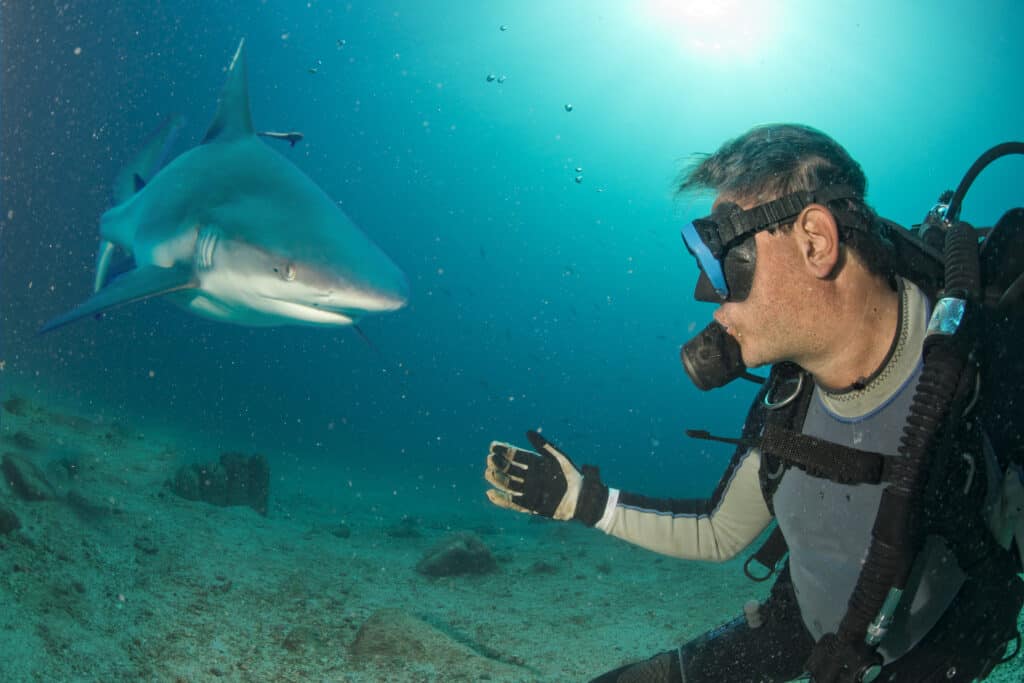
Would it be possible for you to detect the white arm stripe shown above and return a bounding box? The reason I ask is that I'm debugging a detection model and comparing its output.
[596,448,773,562]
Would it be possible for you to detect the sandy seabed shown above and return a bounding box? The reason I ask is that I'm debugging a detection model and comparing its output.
[1,380,1021,683]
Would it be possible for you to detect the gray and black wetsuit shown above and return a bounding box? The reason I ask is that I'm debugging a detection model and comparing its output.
[590,279,1024,683]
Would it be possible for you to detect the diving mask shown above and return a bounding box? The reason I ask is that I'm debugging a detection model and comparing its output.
[681,184,862,303]
[678,183,865,390]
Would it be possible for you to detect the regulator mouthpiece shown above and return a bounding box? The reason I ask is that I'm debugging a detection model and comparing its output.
[680,321,748,391]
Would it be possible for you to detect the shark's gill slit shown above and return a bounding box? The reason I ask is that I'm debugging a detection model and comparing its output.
[196,227,219,271]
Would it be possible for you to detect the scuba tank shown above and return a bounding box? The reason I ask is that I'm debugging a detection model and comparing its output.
[806,141,1024,683]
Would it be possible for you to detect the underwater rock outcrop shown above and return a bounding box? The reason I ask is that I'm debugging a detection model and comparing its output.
[166,452,269,516]
[415,531,497,577]
[2,452,57,501]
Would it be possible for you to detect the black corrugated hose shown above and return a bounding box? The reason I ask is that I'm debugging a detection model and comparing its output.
[810,221,981,682]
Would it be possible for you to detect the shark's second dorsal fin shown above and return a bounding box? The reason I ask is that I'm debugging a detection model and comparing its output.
[111,113,184,205]
[202,38,254,144]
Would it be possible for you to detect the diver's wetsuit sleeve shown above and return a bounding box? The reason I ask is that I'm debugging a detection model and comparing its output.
[593,447,772,562]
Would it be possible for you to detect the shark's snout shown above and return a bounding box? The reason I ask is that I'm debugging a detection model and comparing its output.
[329,263,409,315]
[375,266,410,311]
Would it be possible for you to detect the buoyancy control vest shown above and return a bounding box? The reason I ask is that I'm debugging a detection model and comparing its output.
[688,142,1024,683]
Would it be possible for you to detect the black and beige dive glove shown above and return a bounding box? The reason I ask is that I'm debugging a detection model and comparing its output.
[484,430,608,525]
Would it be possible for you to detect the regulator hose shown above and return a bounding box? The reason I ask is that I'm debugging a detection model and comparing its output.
[945,142,1024,223]
[810,221,981,682]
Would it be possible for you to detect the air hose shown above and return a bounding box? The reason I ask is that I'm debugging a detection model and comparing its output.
[945,142,1024,223]
[809,221,981,682]
[805,141,1024,682]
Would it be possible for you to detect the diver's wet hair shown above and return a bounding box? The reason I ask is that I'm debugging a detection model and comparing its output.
[678,124,894,281]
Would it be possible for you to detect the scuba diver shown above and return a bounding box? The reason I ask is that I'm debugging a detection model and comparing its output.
[484,124,1024,682]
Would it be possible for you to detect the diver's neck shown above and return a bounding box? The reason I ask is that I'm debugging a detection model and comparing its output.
[803,274,900,393]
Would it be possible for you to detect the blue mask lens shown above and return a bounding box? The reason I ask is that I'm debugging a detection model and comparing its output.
[682,221,729,300]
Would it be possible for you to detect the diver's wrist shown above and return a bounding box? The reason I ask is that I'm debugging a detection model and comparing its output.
[593,488,619,532]
[572,465,610,526]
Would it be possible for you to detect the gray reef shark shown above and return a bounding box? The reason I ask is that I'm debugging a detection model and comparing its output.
[41,39,408,333]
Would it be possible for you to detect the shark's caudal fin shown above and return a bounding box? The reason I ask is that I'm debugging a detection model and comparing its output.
[202,38,255,143]
[112,114,185,205]
[40,265,198,334]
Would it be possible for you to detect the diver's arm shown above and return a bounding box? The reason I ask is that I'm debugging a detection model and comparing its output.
[594,447,772,562]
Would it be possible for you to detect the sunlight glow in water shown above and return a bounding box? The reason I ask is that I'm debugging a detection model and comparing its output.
[640,0,780,61]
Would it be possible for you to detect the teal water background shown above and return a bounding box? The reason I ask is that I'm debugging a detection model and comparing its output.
[3,0,1022,501]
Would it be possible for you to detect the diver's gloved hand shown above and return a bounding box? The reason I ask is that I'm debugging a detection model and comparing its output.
[484,430,609,525]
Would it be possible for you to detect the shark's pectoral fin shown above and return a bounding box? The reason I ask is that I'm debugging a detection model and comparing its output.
[40,265,198,334]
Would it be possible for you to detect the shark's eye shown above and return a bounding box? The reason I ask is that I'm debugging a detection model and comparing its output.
[274,263,297,281]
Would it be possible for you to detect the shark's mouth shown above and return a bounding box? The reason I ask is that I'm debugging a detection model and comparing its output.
[263,298,357,325]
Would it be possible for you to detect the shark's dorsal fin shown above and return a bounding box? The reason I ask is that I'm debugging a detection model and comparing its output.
[203,38,254,144]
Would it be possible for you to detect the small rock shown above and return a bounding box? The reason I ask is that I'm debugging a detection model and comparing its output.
[66,489,114,518]
[2,452,56,501]
[415,531,497,577]
[282,625,316,652]
[133,536,159,555]
[55,457,81,479]
[1,396,27,416]
[0,503,20,535]
[386,515,421,538]
[528,560,558,575]
[166,452,270,516]
[4,431,39,451]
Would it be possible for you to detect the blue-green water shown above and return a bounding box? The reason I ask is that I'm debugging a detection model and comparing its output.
[5,1,1023,493]
[3,1,1024,680]
[6,0,1024,496]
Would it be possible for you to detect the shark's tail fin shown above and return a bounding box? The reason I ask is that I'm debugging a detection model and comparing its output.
[112,113,185,205]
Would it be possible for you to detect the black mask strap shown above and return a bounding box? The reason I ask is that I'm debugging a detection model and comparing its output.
[713,184,862,250]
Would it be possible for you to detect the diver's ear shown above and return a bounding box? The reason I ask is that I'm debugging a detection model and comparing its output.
[793,204,840,278]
